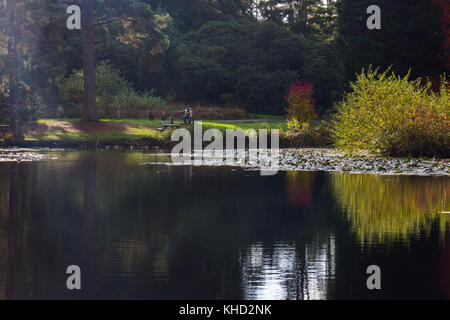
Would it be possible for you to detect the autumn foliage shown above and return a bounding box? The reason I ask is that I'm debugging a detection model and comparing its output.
[333,68,450,157]
[285,80,317,124]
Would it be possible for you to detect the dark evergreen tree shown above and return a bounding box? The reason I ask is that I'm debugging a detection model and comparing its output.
[336,0,446,87]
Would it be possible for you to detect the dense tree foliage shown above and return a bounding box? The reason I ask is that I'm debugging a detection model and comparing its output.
[432,0,450,68]
[0,0,448,129]
[336,0,447,87]
[165,19,308,113]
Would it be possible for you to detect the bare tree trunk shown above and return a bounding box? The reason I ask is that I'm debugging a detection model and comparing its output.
[6,0,20,138]
[82,0,98,121]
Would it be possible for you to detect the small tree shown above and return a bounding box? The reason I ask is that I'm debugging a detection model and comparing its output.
[285,80,317,129]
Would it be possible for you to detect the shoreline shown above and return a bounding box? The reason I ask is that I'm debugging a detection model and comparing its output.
[1,147,448,176]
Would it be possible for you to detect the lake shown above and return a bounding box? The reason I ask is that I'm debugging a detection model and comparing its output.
[0,150,449,299]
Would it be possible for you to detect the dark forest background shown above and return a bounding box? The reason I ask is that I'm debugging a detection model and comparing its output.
[0,0,448,120]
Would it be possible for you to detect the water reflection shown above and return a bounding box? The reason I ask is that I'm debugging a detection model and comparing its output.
[0,151,448,299]
[331,173,450,244]
[0,164,10,299]
[441,239,450,299]
[286,171,316,209]
[241,236,335,300]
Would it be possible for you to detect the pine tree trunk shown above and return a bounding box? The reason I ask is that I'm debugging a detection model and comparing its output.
[6,0,20,138]
[82,0,98,121]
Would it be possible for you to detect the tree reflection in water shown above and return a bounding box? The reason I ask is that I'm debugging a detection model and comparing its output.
[0,152,448,299]
[239,170,336,300]
[286,171,316,209]
[241,236,336,300]
[331,173,450,245]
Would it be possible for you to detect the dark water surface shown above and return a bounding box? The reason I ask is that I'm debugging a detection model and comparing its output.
[0,151,449,300]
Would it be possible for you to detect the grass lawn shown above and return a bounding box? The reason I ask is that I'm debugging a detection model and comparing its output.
[17,118,286,145]
[199,120,287,131]
[23,119,170,144]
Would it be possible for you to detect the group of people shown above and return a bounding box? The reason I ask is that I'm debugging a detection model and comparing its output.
[181,105,194,124]
[148,105,194,126]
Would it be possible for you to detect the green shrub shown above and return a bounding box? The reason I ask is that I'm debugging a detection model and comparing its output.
[333,68,450,157]
[282,121,332,148]
[286,117,303,131]
[0,91,9,123]
[0,82,43,124]
[62,61,166,119]
[61,69,84,118]
[192,106,247,120]
[0,132,13,145]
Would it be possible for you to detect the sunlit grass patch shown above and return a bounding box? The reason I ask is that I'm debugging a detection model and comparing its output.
[200,121,287,131]
[102,118,161,128]
[25,118,287,144]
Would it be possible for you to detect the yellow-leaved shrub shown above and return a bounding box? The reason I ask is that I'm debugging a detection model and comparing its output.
[333,68,449,157]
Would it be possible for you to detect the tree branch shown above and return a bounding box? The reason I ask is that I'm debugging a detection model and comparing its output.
[94,17,122,26]
[94,17,136,27]
[61,0,81,6]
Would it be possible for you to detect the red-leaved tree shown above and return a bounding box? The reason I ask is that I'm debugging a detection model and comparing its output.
[285,80,317,124]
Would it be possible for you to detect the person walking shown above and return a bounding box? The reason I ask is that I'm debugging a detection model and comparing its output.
[161,111,167,126]
[183,105,194,124]
[188,106,194,124]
